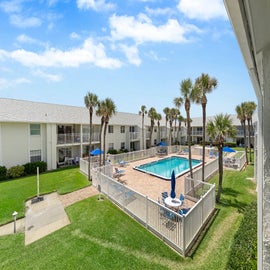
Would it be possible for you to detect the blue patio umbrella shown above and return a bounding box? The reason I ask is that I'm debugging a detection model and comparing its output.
[157,141,167,146]
[90,148,104,156]
[222,146,236,153]
[170,170,176,199]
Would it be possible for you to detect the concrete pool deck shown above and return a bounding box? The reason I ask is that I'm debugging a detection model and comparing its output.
[113,153,208,207]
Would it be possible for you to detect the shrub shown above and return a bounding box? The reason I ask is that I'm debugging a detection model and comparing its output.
[24,161,47,175]
[107,149,118,155]
[7,165,25,178]
[226,202,257,269]
[0,166,7,181]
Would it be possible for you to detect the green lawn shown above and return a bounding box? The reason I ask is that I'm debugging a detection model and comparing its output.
[0,167,90,224]
[0,166,257,269]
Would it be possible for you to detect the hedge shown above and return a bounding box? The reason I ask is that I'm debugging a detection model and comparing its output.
[226,202,257,269]
[23,161,47,175]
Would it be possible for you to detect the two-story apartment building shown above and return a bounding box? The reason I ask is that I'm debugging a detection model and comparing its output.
[0,98,254,171]
[0,98,169,170]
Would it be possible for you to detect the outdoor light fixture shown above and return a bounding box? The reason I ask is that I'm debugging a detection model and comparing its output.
[12,211,18,233]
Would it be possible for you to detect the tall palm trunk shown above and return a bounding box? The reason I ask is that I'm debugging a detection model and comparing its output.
[142,116,145,150]
[216,145,223,203]
[99,120,104,167]
[88,109,93,181]
[186,107,193,178]
[202,102,206,181]
[243,120,248,165]
[247,119,252,163]
[103,121,108,165]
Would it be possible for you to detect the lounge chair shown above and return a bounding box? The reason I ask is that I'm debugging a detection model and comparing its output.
[114,167,125,179]
[117,159,128,167]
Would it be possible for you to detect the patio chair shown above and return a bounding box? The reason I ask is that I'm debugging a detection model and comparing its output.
[117,159,128,167]
[179,208,190,215]
[114,168,125,179]
[179,193,185,204]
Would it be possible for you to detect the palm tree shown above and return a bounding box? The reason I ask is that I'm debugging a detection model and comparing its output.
[207,114,236,203]
[235,102,248,165]
[163,107,170,145]
[102,98,116,165]
[246,101,257,163]
[96,101,106,166]
[84,92,99,181]
[194,73,217,181]
[148,107,157,148]
[180,78,197,178]
[177,115,185,145]
[173,97,183,144]
[156,113,162,143]
[139,105,147,150]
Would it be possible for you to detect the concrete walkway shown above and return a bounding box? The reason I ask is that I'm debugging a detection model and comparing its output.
[0,186,98,245]
[25,192,70,245]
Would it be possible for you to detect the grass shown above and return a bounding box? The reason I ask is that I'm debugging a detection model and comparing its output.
[0,165,257,269]
[0,167,89,224]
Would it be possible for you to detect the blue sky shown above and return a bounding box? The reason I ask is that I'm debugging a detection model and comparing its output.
[0,0,257,118]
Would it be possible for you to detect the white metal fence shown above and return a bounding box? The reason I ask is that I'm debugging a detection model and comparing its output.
[80,158,216,256]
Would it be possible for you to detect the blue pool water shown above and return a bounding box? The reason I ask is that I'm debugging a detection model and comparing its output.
[134,156,201,180]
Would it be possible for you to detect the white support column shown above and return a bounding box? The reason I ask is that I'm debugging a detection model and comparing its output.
[259,48,270,270]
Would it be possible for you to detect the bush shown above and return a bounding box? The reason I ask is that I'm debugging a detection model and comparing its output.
[226,202,257,269]
[107,149,118,155]
[0,166,7,181]
[7,165,25,178]
[24,161,47,175]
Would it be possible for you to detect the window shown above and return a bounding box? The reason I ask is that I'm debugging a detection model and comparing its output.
[109,143,114,150]
[30,124,40,135]
[129,126,135,132]
[108,125,114,133]
[30,150,41,162]
[120,126,125,133]
[121,142,125,149]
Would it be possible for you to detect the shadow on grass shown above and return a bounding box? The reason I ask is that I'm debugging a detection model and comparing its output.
[218,187,249,213]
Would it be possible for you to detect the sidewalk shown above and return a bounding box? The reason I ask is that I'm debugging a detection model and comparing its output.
[25,192,70,245]
[0,186,98,245]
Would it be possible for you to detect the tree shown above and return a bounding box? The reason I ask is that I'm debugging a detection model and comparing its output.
[235,102,248,165]
[173,97,183,144]
[163,107,170,145]
[102,98,116,165]
[180,78,197,178]
[84,92,99,181]
[246,101,257,163]
[96,101,106,166]
[139,105,147,150]
[194,73,217,181]
[207,114,236,203]
[177,115,185,145]
[148,107,157,148]
[156,113,162,143]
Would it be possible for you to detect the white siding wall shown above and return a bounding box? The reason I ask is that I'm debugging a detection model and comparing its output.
[1,123,29,168]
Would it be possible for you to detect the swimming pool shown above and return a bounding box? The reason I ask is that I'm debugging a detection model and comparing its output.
[134,156,202,180]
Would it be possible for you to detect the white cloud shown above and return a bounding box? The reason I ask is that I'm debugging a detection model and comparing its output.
[10,14,42,28]
[17,34,37,44]
[0,38,122,69]
[77,0,115,11]
[0,0,22,13]
[70,32,80,40]
[177,0,227,20]
[0,77,31,89]
[33,69,62,82]
[119,45,141,66]
[109,14,199,44]
[145,7,174,16]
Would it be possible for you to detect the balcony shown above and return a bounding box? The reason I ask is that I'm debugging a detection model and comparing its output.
[57,132,99,145]
[129,132,140,141]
